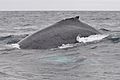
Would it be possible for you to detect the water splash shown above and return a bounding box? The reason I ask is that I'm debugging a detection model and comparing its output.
[76,34,109,43]
[58,34,109,49]
[9,44,20,49]
[58,44,74,49]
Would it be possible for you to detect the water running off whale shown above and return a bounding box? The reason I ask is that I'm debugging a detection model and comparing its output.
[11,16,104,49]
[58,34,109,49]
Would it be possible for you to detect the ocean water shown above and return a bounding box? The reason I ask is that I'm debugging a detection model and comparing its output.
[0,11,120,80]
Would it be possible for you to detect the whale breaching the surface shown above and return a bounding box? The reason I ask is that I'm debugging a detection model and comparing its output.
[18,16,101,49]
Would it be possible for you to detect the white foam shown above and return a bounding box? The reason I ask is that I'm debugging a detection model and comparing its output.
[58,34,109,49]
[10,44,20,49]
[76,34,109,43]
[58,44,74,49]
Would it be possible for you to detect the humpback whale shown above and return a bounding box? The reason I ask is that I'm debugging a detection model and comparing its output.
[18,16,101,49]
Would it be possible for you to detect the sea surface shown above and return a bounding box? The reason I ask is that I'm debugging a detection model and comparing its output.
[0,11,120,80]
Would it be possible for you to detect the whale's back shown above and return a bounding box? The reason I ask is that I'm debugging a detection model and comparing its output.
[18,16,100,49]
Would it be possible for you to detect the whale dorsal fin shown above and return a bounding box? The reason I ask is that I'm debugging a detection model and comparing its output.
[57,16,80,24]
[74,16,79,20]
[54,16,81,26]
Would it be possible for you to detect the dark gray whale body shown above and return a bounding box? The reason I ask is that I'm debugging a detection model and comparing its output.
[18,16,100,49]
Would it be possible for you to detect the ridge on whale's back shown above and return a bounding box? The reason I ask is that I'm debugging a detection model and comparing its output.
[50,16,99,33]
[55,16,99,33]
[18,16,100,49]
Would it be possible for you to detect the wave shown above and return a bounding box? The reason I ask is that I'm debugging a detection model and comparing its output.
[108,33,120,43]
[0,34,28,44]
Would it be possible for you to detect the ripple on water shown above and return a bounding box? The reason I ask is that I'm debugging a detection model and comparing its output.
[40,54,87,64]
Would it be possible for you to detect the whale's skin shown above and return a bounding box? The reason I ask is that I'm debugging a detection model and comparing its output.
[18,16,101,49]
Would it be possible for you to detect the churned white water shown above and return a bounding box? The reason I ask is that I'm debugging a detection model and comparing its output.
[10,44,20,49]
[58,44,75,49]
[76,34,109,43]
[58,34,109,49]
